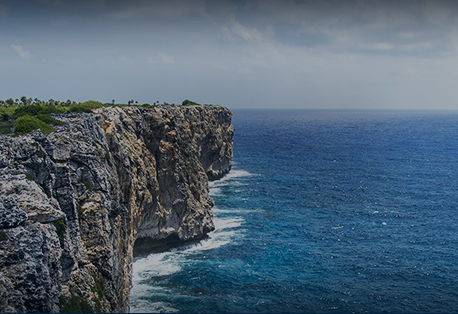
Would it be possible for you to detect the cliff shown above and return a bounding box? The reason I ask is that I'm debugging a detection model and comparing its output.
[0,105,234,313]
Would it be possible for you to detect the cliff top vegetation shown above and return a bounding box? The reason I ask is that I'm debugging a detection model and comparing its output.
[0,97,215,136]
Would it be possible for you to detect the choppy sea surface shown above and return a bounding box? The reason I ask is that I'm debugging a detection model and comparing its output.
[130,110,458,313]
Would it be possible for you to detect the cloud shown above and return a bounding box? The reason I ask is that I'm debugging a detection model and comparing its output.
[105,0,207,20]
[10,44,31,60]
[147,53,174,64]
[230,18,263,42]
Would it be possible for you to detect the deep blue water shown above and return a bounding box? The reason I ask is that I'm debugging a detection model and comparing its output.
[130,110,458,313]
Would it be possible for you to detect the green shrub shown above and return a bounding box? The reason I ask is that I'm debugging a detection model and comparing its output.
[59,292,93,313]
[53,219,67,247]
[0,121,13,134]
[91,274,105,300]
[39,105,66,115]
[14,115,55,135]
[78,177,93,191]
[105,152,112,167]
[69,101,105,113]
[181,99,200,106]
[69,105,92,113]
[14,104,65,117]
[14,104,42,117]
[31,142,47,158]
[76,202,84,223]
[25,174,36,181]
[0,231,8,241]
[37,113,67,125]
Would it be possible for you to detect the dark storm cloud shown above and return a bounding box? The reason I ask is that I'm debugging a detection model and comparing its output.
[2,0,458,109]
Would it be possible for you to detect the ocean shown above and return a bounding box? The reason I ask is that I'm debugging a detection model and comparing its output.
[130,109,458,313]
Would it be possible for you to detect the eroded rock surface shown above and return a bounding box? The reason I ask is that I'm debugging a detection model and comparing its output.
[0,105,233,312]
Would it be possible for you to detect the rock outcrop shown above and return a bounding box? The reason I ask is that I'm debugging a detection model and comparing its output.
[0,105,233,313]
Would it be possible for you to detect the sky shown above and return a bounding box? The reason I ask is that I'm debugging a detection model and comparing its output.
[2,0,458,109]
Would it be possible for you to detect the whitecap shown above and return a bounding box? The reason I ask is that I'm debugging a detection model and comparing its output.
[212,207,256,214]
[209,187,222,196]
[214,217,244,230]
[209,169,254,188]
[184,236,231,252]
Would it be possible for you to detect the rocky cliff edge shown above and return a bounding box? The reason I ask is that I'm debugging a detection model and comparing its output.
[0,105,233,313]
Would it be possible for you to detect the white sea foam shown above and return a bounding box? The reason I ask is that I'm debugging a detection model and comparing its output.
[209,169,253,188]
[185,235,231,252]
[130,301,179,313]
[131,170,249,312]
[131,253,183,313]
[214,217,243,230]
[132,216,244,295]
[212,207,256,214]
[210,187,222,196]
[133,252,182,280]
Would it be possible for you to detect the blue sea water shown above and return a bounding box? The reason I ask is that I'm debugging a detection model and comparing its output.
[130,110,458,313]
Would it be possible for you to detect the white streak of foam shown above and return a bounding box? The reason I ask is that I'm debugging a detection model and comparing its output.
[131,168,249,312]
[214,217,243,230]
[210,187,222,196]
[130,301,179,313]
[133,252,181,281]
[209,169,253,188]
[212,207,259,214]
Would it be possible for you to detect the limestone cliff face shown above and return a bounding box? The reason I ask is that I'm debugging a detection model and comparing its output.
[0,105,233,313]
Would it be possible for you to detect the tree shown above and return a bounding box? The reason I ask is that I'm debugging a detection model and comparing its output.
[5,98,14,107]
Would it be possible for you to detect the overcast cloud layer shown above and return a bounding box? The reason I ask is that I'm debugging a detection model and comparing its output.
[2,0,458,109]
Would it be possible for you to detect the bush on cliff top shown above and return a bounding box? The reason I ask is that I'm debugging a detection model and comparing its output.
[182,99,200,106]
[14,104,67,117]
[69,100,105,113]
[14,115,55,135]
[36,113,67,125]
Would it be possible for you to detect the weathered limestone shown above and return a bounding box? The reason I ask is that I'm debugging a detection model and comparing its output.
[0,105,233,312]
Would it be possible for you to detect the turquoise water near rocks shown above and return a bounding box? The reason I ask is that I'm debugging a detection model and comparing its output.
[130,110,458,313]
